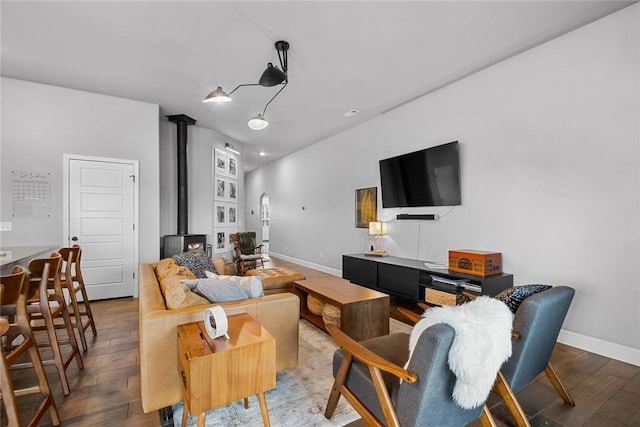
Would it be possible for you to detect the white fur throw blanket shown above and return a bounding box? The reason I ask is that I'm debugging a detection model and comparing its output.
[407,296,513,409]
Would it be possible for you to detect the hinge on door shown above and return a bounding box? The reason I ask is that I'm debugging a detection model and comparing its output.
[133,272,136,279]
[133,224,135,231]
[130,175,136,183]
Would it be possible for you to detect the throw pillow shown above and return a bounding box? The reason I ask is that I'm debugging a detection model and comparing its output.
[182,278,249,303]
[495,284,552,314]
[203,272,264,298]
[160,275,208,309]
[173,248,217,279]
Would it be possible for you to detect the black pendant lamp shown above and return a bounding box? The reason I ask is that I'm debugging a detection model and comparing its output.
[204,40,290,130]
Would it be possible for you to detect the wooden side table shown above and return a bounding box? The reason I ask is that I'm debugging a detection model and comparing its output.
[177,313,276,427]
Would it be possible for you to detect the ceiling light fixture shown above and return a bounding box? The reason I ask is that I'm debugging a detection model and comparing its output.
[203,40,290,130]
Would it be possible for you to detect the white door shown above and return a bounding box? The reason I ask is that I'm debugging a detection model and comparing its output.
[67,158,136,300]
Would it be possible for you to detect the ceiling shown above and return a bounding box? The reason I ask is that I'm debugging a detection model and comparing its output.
[1,1,635,172]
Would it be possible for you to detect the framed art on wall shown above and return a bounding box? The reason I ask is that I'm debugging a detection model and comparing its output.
[227,204,237,226]
[228,180,237,202]
[215,177,227,201]
[355,187,377,228]
[215,203,226,226]
[214,229,227,253]
[227,153,238,178]
[214,148,227,176]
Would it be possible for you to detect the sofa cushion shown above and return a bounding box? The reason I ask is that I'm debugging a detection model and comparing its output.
[155,258,196,282]
[204,272,264,298]
[173,248,217,278]
[159,275,208,309]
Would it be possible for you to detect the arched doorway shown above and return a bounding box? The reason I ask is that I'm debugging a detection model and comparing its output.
[260,193,270,254]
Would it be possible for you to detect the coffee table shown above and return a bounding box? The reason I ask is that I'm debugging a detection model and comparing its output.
[294,277,389,341]
[177,313,276,427]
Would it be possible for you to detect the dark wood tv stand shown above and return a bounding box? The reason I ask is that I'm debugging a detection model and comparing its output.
[342,253,513,304]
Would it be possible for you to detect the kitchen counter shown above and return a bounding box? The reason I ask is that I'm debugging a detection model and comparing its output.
[0,245,58,274]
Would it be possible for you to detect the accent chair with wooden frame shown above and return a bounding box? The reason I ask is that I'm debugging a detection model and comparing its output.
[399,286,576,427]
[491,286,575,427]
[324,322,498,427]
[231,232,264,274]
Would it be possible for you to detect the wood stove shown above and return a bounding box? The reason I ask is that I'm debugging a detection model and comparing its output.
[162,114,209,258]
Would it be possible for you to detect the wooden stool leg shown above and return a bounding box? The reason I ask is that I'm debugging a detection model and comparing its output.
[40,298,72,396]
[196,412,206,427]
[27,342,61,425]
[244,397,250,409]
[181,403,189,427]
[0,352,23,427]
[60,296,84,369]
[68,285,88,351]
[79,283,98,336]
[257,392,271,427]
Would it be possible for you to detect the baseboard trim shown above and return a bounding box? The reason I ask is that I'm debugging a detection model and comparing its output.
[268,252,342,277]
[557,330,640,366]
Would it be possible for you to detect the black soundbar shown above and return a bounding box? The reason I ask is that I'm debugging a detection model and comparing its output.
[396,214,439,220]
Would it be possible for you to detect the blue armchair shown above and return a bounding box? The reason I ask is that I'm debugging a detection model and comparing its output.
[492,286,576,427]
[324,322,497,426]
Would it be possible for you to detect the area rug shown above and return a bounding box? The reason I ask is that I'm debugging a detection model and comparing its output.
[172,318,411,427]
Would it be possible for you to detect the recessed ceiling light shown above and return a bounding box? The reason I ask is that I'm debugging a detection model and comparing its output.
[258,151,267,156]
[343,109,360,117]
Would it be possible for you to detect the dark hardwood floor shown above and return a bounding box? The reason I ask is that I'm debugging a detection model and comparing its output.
[3,255,639,426]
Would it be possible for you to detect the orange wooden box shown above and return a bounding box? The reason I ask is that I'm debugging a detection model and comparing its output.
[448,250,502,276]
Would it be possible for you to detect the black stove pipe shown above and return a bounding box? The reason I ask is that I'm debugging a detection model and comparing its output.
[167,114,197,235]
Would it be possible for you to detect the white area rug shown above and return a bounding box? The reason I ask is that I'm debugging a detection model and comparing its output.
[173,318,411,426]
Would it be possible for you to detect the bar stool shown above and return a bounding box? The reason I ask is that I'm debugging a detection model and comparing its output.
[0,266,61,426]
[26,252,84,395]
[58,245,97,352]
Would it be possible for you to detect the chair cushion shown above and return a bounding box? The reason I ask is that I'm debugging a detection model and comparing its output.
[173,248,217,278]
[495,284,552,314]
[333,333,410,423]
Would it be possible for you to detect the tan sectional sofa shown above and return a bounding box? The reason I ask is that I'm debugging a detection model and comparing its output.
[138,258,300,413]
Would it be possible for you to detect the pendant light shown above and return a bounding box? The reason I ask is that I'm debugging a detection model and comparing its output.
[203,40,290,130]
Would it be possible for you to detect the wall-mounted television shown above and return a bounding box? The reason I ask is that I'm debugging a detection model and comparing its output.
[379,141,461,208]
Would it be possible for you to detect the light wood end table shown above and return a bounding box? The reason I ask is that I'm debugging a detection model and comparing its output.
[177,313,276,427]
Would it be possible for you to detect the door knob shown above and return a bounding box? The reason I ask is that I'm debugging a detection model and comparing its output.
[71,236,79,241]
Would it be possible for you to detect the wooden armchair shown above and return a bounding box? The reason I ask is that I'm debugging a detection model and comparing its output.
[399,286,576,427]
[324,322,498,427]
[230,232,264,274]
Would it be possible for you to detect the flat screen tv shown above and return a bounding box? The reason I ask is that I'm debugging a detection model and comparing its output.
[379,141,461,208]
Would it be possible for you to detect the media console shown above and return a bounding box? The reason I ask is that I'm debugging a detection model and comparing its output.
[342,254,513,305]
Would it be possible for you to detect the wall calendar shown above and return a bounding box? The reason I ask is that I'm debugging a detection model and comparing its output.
[11,170,51,217]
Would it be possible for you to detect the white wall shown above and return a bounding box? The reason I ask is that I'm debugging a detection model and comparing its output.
[246,5,640,363]
[0,77,160,265]
[159,120,245,262]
